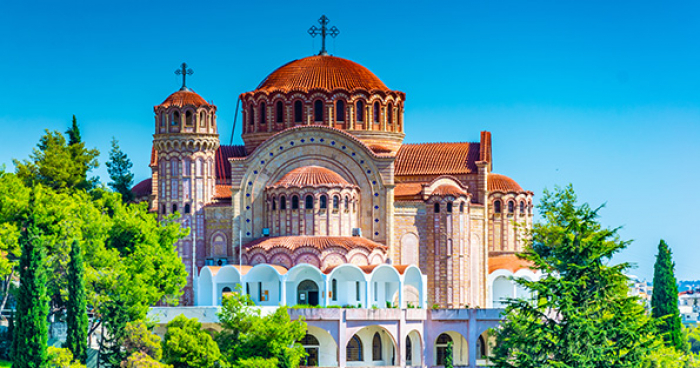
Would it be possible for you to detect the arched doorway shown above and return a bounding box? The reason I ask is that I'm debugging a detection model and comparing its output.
[297,279,320,306]
[435,333,452,366]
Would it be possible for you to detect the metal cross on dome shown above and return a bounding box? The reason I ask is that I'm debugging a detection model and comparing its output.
[308,15,339,56]
[175,62,194,91]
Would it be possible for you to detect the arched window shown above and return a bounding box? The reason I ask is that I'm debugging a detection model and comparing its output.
[280,196,287,210]
[373,102,380,123]
[276,101,284,123]
[185,111,193,126]
[344,196,349,212]
[172,204,178,214]
[292,195,299,210]
[347,335,363,362]
[259,102,266,125]
[436,333,453,366]
[508,200,515,214]
[294,100,303,123]
[333,195,339,211]
[336,100,345,121]
[494,200,502,214]
[248,104,254,125]
[528,201,533,214]
[272,198,277,211]
[305,195,314,209]
[406,336,412,365]
[184,203,191,214]
[387,102,393,125]
[320,196,327,209]
[520,201,525,214]
[477,335,486,359]
[314,100,323,122]
[447,202,453,213]
[160,114,166,127]
[372,333,382,361]
[356,101,364,121]
[331,279,337,301]
[434,202,440,213]
[161,204,166,214]
[200,111,206,127]
[172,111,180,125]
[460,202,465,213]
[397,104,402,129]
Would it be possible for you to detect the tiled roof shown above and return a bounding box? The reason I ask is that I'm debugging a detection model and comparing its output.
[132,178,152,198]
[255,55,390,93]
[156,90,210,108]
[203,265,288,276]
[323,264,411,275]
[216,145,247,183]
[432,184,468,197]
[369,145,393,154]
[213,185,231,200]
[488,173,525,193]
[270,166,357,189]
[244,236,387,253]
[394,183,424,199]
[489,254,533,273]
[395,142,480,176]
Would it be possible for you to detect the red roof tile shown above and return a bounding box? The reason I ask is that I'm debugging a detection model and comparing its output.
[489,254,533,273]
[395,142,480,176]
[432,184,468,197]
[394,183,424,199]
[255,55,390,93]
[132,178,152,198]
[488,173,525,193]
[270,166,356,189]
[216,145,247,183]
[156,90,210,108]
[213,185,231,200]
[244,236,387,253]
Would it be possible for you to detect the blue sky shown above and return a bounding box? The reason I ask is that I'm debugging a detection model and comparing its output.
[1,0,699,281]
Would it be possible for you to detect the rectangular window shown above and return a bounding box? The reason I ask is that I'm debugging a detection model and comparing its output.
[196,160,202,176]
[171,179,178,199]
[196,179,203,200]
[356,282,360,301]
[332,279,337,301]
[171,160,178,176]
[258,282,263,301]
[183,179,191,201]
[184,159,191,176]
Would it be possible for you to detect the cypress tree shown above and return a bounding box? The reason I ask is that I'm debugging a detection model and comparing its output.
[651,239,686,352]
[12,188,49,368]
[64,240,88,363]
[66,115,81,146]
[106,138,134,202]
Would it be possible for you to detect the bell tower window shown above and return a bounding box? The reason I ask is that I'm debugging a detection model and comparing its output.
[249,104,254,125]
[185,111,193,126]
[373,102,380,123]
[320,196,327,209]
[292,195,299,210]
[494,200,502,214]
[356,101,364,122]
[171,111,180,125]
[280,196,287,210]
[387,102,393,125]
[305,195,314,209]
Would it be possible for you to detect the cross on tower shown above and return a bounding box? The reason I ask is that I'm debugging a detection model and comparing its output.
[308,15,339,56]
[175,62,194,91]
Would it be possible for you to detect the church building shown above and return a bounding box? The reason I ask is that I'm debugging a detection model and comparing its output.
[140,16,541,368]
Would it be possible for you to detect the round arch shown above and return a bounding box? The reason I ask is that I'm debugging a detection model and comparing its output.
[327,264,367,308]
[433,331,468,366]
[346,325,398,367]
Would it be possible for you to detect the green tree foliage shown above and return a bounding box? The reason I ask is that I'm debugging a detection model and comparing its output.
[491,185,656,368]
[106,138,134,202]
[64,240,88,364]
[12,188,50,368]
[99,297,130,367]
[122,320,163,362]
[651,240,686,352]
[66,115,81,146]
[162,315,223,368]
[47,346,87,368]
[121,352,172,368]
[689,325,700,355]
[13,128,99,192]
[217,292,307,368]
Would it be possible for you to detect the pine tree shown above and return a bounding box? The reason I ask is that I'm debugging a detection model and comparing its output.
[66,115,81,146]
[491,185,656,368]
[651,239,687,352]
[12,188,49,368]
[106,138,134,202]
[64,240,88,363]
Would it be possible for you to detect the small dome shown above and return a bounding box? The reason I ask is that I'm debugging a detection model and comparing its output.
[271,166,356,189]
[488,173,525,193]
[432,184,467,197]
[157,90,210,108]
[255,55,389,93]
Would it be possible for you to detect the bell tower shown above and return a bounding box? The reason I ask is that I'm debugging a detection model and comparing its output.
[152,62,219,305]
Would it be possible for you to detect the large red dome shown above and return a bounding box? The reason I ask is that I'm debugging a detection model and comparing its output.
[255,55,389,93]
